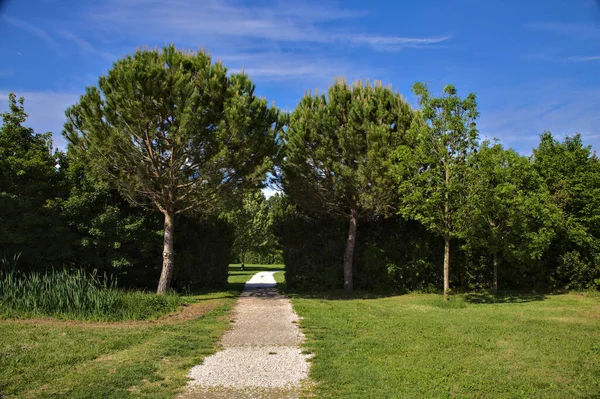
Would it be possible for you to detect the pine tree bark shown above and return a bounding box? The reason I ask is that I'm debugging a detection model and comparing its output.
[343,213,357,293]
[157,210,175,294]
[443,234,450,301]
[493,252,498,294]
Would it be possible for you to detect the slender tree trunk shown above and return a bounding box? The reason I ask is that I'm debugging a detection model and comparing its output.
[493,252,498,294]
[443,164,451,301]
[443,234,450,301]
[157,210,175,294]
[343,213,358,293]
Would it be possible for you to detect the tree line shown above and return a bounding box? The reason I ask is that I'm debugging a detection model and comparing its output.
[1,45,599,296]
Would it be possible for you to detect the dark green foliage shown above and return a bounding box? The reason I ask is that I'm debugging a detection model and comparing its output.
[173,214,234,291]
[533,132,600,290]
[355,217,443,292]
[274,202,443,292]
[461,141,561,291]
[0,93,70,269]
[274,207,347,291]
[57,157,162,282]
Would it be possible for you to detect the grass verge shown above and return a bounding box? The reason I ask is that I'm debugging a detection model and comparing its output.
[291,292,600,398]
[0,264,280,398]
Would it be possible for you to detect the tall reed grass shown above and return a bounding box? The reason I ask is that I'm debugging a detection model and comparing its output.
[0,255,181,321]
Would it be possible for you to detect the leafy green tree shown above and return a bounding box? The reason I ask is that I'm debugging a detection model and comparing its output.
[0,93,67,267]
[461,141,559,292]
[399,83,479,300]
[64,45,283,293]
[533,132,600,290]
[282,79,413,292]
[228,190,277,267]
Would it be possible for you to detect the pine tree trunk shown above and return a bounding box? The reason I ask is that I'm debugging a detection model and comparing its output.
[493,252,498,294]
[157,210,175,294]
[343,213,357,293]
[443,234,450,301]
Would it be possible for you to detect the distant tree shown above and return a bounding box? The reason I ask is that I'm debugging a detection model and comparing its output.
[282,79,413,292]
[228,190,276,267]
[399,83,479,300]
[64,45,283,293]
[0,93,67,267]
[461,141,560,293]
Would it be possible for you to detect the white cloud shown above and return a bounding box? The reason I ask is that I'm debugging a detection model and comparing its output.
[566,55,600,62]
[0,91,80,151]
[347,34,452,51]
[86,0,450,52]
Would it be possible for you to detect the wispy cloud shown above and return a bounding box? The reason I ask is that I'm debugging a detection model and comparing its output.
[477,79,600,153]
[1,15,59,48]
[565,55,600,62]
[346,34,452,51]
[220,51,377,83]
[56,30,118,62]
[525,21,600,39]
[87,0,450,52]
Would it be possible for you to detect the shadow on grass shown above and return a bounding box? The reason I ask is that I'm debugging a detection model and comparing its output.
[280,286,549,304]
[465,292,546,304]
[279,286,402,301]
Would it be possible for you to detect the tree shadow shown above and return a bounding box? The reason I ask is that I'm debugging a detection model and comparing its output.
[279,286,402,300]
[464,292,546,304]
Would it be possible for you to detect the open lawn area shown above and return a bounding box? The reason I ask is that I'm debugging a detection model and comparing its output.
[0,265,279,399]
[2,265,599,399]
[291,292,600,398]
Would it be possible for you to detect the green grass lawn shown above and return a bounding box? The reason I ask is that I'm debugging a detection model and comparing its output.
[291,292,600,399]
[0,264,279,399]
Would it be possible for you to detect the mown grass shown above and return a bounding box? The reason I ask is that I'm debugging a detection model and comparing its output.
[290,291,600,398]
[0,264,279,398]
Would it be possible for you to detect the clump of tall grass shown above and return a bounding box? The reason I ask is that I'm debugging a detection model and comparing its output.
[0,255,181,321]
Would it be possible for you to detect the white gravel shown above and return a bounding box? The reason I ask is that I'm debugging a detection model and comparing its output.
[183,271,312,396]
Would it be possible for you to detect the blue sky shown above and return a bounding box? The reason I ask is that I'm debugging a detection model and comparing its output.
[1,0,599,154]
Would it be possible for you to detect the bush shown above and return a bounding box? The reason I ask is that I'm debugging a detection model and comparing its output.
[274,205,446,292]
[172,215,234,291]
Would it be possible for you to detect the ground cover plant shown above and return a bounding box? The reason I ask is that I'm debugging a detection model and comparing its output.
[290,291,600,398]
[0,264,272,398]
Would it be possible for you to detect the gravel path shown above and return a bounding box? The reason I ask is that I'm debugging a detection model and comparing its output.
[180,271,312,399]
